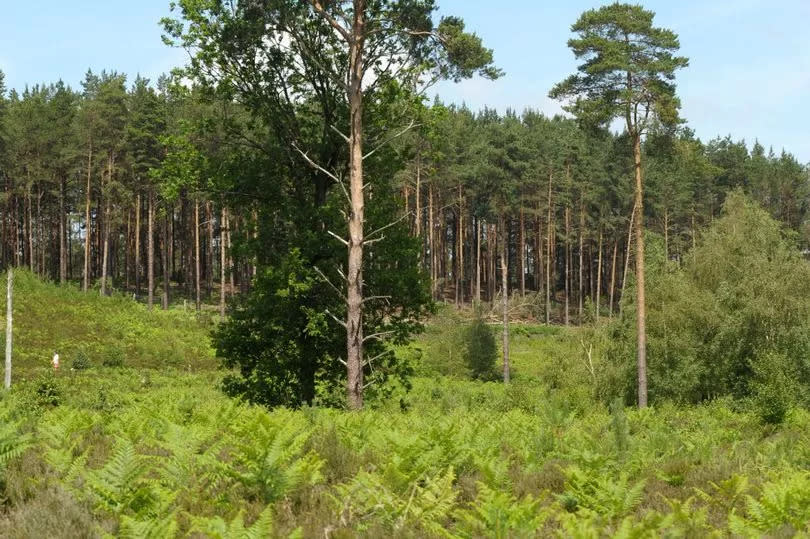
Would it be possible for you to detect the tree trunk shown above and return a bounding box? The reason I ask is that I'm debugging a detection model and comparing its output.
[415,155,421,238]
[500,219,510,383]
[162,211,170,310]
[148,191,155,310]
[220,206,227,319]
[519,205,525,296]
[596,228,603,321]
[59,178,67,284]
[475,218,481,303]
[100,156,112,296]
[564,206,570,326]
[632,133,648,408]
[456,185,463,306]
[345,1,367,410]
[206,201,214,298]
[428,182,435,299]
[5,267,12,390]
[195,199,201,311]
[609,239,617,317]
[535,205,543,300]
[83,145,93,292]
[546,170,553,324]
[135,193,141,297]
[578,199,584,325]
[26,189,33,272]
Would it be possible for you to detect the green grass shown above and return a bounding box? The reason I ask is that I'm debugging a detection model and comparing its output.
[0,270,216,375]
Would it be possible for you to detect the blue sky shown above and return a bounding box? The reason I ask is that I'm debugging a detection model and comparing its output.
[2,1,809,161]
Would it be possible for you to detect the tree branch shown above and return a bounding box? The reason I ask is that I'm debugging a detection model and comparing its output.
[363,121,419,161]
[365,211,412,243]
[308,1,352,43]
[363,330,396,343]
[313,265,346,300]
[325,308,348,329]
[328,230,350,246]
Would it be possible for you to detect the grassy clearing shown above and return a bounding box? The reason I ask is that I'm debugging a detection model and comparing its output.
[0,270,216,374]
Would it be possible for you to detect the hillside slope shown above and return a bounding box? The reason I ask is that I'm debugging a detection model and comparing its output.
[0,270,216,373]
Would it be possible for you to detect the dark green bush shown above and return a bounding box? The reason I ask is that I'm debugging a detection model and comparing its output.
[34,375,62,407]
[463,314,497,381]
[752,352,794,425]
[101,347,125,368]
[71,350,90,371]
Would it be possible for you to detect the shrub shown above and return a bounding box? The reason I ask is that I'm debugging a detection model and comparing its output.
[101,347,125,368]
[463,313,497,380]
[34,375,62,408]
[752,352,794,425]
[606,192,810,406]
[71,350,90,371]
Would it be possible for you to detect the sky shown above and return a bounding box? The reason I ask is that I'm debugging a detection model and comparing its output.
[2,0,809,162]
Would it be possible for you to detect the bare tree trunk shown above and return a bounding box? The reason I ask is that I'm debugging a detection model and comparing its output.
[578,199,584,325]
[162,211,170,310]
[545,170,553,324]
[535,204,543,300]
[220,206,227,319]
[344,2,367,410]
[500,219,510,383]
[475,218,481,303]
[5,267,12,390]
[195,199,201,311]
[59,178,67,284]
[100,156,112,296]
[135,193,141,297]
[206,201,214,298]
[415,155,421,238]
[456,185,463,306]
[487,224,498,302]
[519,205,525,296]
[226,212,234,295]
[125,210,131,291]
[564,206,570,326]
[596,228,603,321]
[148,191,155,310]
[428,182,435,299]
[83,145,93,292]
[632,133,648,408]
[609,239,617,317]
[26,189,33,271]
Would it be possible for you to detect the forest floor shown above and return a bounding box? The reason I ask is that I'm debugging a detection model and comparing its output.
[0,273,807,536]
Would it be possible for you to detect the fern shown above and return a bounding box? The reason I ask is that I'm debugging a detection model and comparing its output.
[333,467,457,534]
[87,436,159,515]
[231,412,323,502]
[453,482,548,538]
[0,423,30,472]
[189,505,274,539]
[729,472,810,534]
[117,511,178,539]
[558,465,645,519]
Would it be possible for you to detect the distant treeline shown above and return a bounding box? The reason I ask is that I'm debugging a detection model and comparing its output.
[395,105,809,321]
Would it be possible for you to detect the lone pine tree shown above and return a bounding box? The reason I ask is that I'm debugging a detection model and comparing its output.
[550,3,688,407]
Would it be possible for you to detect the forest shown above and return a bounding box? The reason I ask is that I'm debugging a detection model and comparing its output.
[1,0,810,536]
